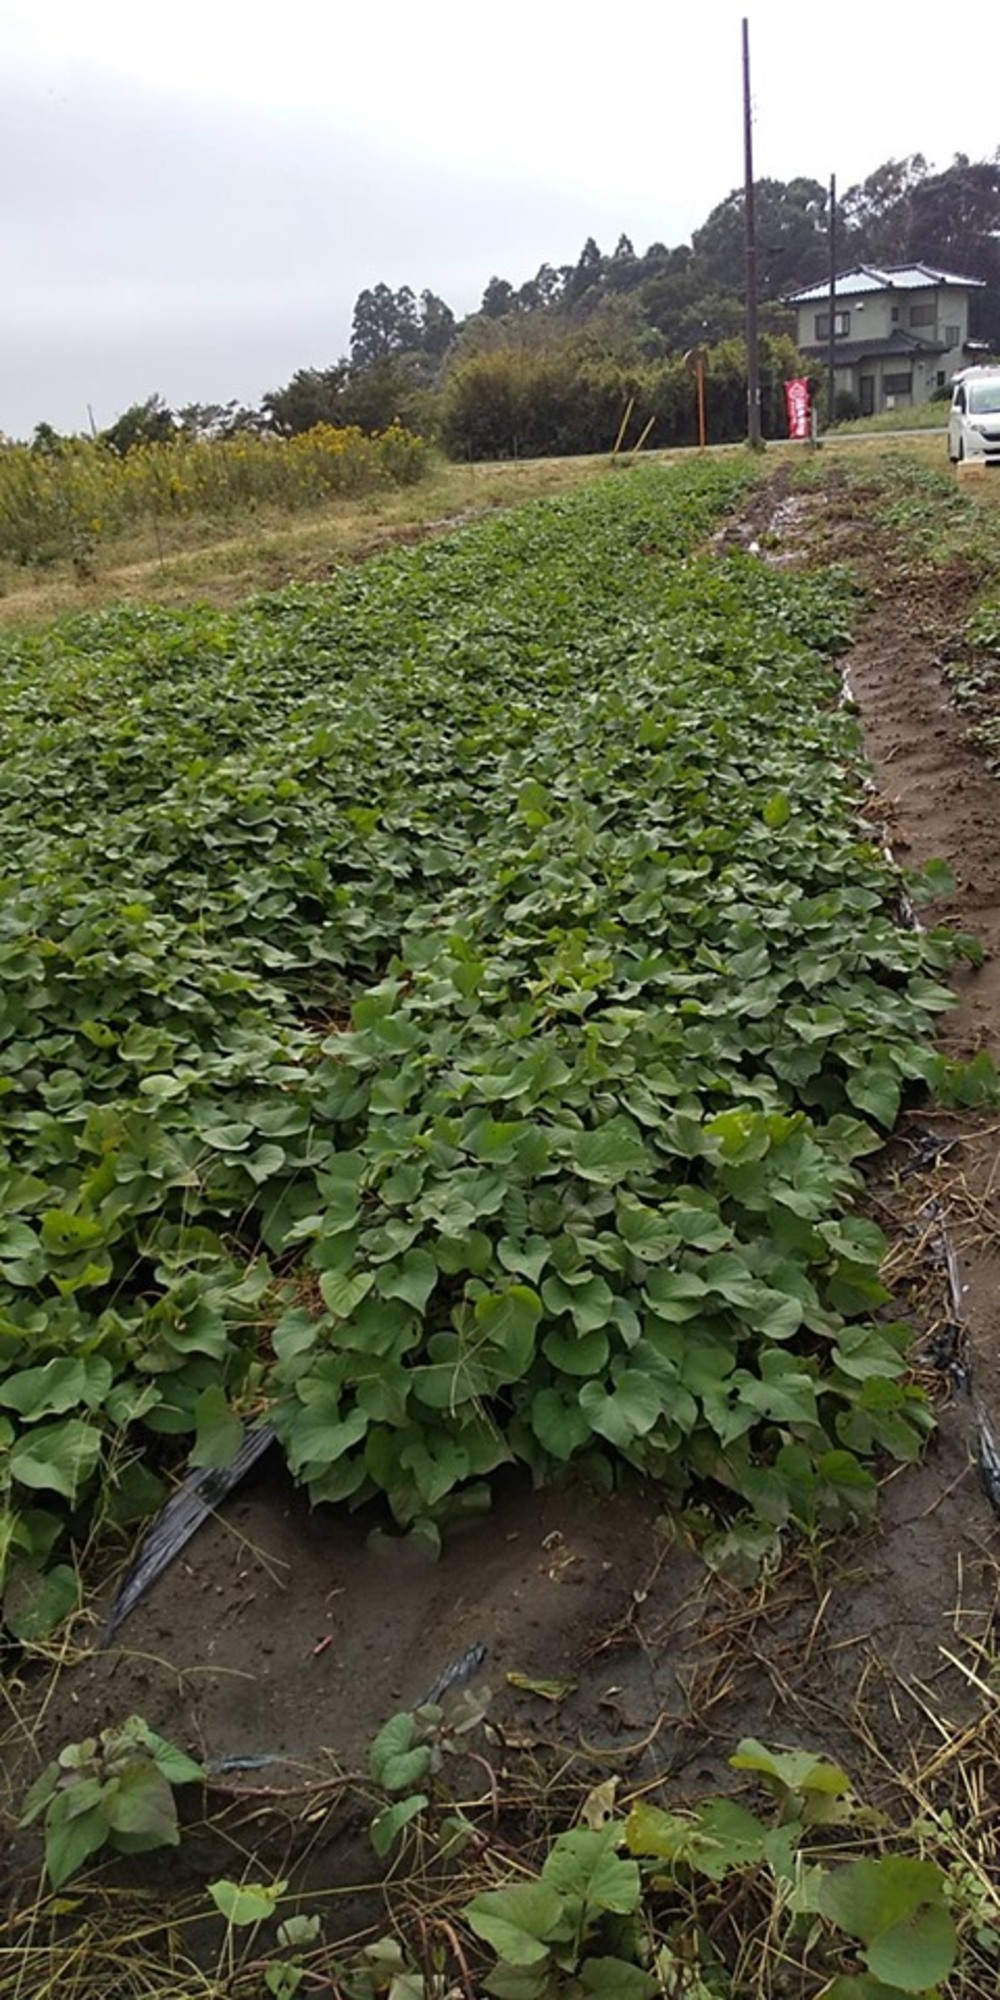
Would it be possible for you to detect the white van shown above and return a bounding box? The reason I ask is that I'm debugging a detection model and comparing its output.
[948,367,1000,464]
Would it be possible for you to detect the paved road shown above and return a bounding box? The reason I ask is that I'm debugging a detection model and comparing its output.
[835,426,946,441]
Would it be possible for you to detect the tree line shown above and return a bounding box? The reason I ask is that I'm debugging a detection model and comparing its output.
[22,150,1000,462]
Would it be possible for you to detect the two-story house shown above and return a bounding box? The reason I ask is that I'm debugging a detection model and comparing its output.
[784,264,987,416]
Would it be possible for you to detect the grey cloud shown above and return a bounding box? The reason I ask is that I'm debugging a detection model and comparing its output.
[1,65,686,435]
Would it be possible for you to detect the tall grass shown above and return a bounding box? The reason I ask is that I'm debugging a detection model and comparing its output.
[0,424,429,568]
[829,399,947,436]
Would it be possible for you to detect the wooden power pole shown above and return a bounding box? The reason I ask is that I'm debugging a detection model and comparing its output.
[827,173,838,427]
[742,17,762,448]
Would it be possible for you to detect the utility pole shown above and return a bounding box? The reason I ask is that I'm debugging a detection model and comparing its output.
[827,174,837,428]
[744,19,764,452]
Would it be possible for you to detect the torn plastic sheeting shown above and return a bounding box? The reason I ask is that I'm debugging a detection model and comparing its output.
[419,1640,489,1708]
[977,1406,1000,1513]
[915,1195,971,1397]
[901,1124,959,1179]
[98,1423,276,1648]
[936,1203,1000,1509]
[838,659,921,933]
[915,1190,1000,1515]
[205,1646,493,1785]
[205,1752,291,1776]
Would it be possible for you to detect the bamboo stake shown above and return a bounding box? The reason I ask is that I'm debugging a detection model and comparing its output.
[611,397,635,458]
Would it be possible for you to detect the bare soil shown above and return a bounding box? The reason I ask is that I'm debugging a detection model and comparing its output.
[787,472,1000,1449]
[6,1420,995,1924]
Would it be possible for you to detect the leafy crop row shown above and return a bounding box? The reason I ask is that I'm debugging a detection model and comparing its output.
[0,460,970,1629]
[948,594,1000,774]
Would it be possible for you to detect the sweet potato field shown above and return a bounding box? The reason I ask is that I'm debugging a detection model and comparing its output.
[0,458,973,1639]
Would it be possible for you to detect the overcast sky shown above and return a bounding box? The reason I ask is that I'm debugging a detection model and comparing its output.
[1,0,996,438]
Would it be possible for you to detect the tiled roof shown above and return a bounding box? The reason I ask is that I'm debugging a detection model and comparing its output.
[798,329,947,364]
[786,263,985,304]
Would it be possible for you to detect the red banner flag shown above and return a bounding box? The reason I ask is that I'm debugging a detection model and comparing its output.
[784,378,811,441]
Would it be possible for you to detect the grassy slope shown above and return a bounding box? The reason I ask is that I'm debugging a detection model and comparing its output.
[0,455,624,626]
[0,435,954,630]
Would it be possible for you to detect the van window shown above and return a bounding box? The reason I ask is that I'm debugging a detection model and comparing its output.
[968,378,1000,415]
[954,384,967,412]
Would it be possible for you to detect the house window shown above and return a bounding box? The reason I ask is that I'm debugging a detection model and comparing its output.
[944,324,961,346]
[814,310,850,339]
[937,371,946,387]
[891,306,899,322]
[910,303,936,328]
[884,372,913,397]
